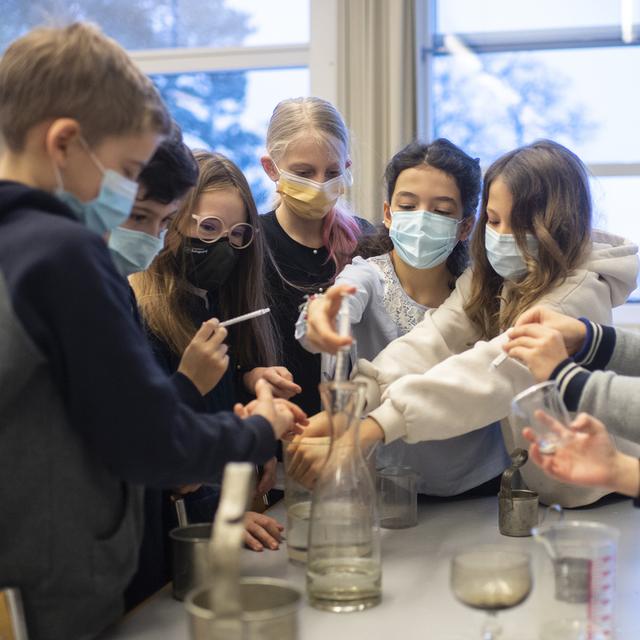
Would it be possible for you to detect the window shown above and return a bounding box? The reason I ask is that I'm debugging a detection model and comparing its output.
[419,0,640,298]
[1,1,310,211]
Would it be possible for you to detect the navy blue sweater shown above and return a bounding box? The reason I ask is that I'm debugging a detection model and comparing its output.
[0,180,277,486]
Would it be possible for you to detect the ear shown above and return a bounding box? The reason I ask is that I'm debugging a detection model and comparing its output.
[459,216,475,242]
[260,155,279,182]
[383,202,392,229]
[45,118,82,168]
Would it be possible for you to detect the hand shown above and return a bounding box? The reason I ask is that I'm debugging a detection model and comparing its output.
[243,366,301,399]
[243,511,284,551]
[177,318,229,395]
[235,397,308,428]
[503,324,569,381]
[286,436,332,489]
[514,306,587,355]
[523,412,640,497]
[305,284,355,354]
[239,379,304,439]
[256,457,278,495]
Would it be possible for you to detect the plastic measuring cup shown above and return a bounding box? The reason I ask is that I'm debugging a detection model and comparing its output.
[377,466,418,529]
[532,520,619,637]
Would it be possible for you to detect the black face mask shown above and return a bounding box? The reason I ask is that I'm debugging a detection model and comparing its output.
[179,237,240,291]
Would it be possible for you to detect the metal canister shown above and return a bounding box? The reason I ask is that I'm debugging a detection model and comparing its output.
[498,448,539,537]
[169,523,213,601]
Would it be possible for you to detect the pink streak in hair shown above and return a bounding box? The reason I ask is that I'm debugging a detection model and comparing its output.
[322,204,360,274]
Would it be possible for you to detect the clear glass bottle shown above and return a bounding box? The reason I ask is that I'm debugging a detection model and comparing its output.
[306,381,382,612]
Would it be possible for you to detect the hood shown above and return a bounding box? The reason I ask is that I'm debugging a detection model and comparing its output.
[0,180,75,222]
[585,229,639,306]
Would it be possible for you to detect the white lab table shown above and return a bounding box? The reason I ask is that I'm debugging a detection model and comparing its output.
[100,495,640,639]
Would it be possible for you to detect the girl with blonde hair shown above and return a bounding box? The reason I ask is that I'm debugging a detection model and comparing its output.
[259,97,373,415]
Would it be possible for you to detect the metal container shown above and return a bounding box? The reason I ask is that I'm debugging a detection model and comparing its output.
[498,448,539,537]
[0,587,28,640]
[185,578,301,640]
[169,523,213,601]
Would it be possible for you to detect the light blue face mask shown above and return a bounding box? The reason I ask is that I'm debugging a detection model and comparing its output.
[485,224,538,280]
[389,210,462,270]
[107,226,166,277]
[53,139,138,235]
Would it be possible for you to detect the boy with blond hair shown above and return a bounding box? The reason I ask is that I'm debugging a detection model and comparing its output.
[0,23,297,640]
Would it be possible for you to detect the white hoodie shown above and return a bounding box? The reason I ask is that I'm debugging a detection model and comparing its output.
[354,230,640,507]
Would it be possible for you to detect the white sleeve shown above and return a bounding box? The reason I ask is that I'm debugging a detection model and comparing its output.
[353,268,481,411]
[367,332,536,443]
[295,257,382,354]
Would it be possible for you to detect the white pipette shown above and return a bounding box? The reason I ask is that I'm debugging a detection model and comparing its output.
[219,308,270,328]
[489,330,514,370]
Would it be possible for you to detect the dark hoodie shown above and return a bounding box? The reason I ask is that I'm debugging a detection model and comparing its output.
[0,181,276,640]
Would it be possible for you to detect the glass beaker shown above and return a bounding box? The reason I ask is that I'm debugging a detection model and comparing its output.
[532,520,619,636]
[511,381,570,454]
[539,618,606,640]
[377,465,418,529]
[306,381,382,613]
[283,437,331,564]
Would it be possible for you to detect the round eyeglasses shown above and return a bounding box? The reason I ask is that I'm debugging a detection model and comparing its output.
[192,214,255,249]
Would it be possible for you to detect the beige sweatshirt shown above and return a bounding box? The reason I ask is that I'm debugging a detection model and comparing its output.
[354,230,640,507]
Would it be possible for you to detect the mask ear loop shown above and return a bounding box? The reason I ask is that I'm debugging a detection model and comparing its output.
[77,136,106,176]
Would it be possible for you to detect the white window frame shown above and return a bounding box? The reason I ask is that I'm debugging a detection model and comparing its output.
[416,0,640,322]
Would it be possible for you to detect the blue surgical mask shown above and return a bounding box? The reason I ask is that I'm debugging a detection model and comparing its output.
[53,138,138,235]
[107,226,166,277]
[485,225,538,280]
[389,210,461,270]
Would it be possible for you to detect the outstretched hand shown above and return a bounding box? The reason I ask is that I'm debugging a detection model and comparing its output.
[305,284,355,354]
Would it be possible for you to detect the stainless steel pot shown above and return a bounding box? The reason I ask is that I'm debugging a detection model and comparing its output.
[185,578,301,640]
[169,523,212,601]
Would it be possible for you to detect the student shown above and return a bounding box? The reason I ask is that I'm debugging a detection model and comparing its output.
[296,139,509,496]
[259,96,373,415]
[107,121,199,277]
[0,23,298,640]
[503,305,640,450]
[522,412,640,505]
[297,139,640,507]
[129,151,295,558]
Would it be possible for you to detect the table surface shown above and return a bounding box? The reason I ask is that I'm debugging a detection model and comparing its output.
[100,495,640,640]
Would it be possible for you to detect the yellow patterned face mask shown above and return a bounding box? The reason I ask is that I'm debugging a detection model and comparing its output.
[275,168,349,220]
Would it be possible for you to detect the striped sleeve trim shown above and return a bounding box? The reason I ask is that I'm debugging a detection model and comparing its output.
[549,359,591,412]
[573,319,616,371]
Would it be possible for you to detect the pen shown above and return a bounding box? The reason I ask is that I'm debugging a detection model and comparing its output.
[219,307,270,328]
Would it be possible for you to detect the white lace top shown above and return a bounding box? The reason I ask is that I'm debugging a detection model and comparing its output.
[296,252,509,496]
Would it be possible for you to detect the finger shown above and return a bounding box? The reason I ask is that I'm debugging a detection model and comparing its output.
[243,530,264,552]
[234,403,247,418]
[507,324,550,340]
[570,412,603,435]
[502,346,534,365]
[193,318,220,342]
[514,307,544,327]
[206,325,228,347]
[250,514,283,541]
[255,378,274,402]
[275,400,308,425]
[245,520,279,550]
[264,371,302,395]
[521,427,537,444]
[273,367,294,382]
[503,336,541,353]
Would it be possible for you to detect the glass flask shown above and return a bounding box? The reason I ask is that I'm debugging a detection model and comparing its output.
[306,381,382,612]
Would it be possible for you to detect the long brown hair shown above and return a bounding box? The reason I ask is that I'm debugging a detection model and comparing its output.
[131,150,278,368]
[464,139,592,339]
